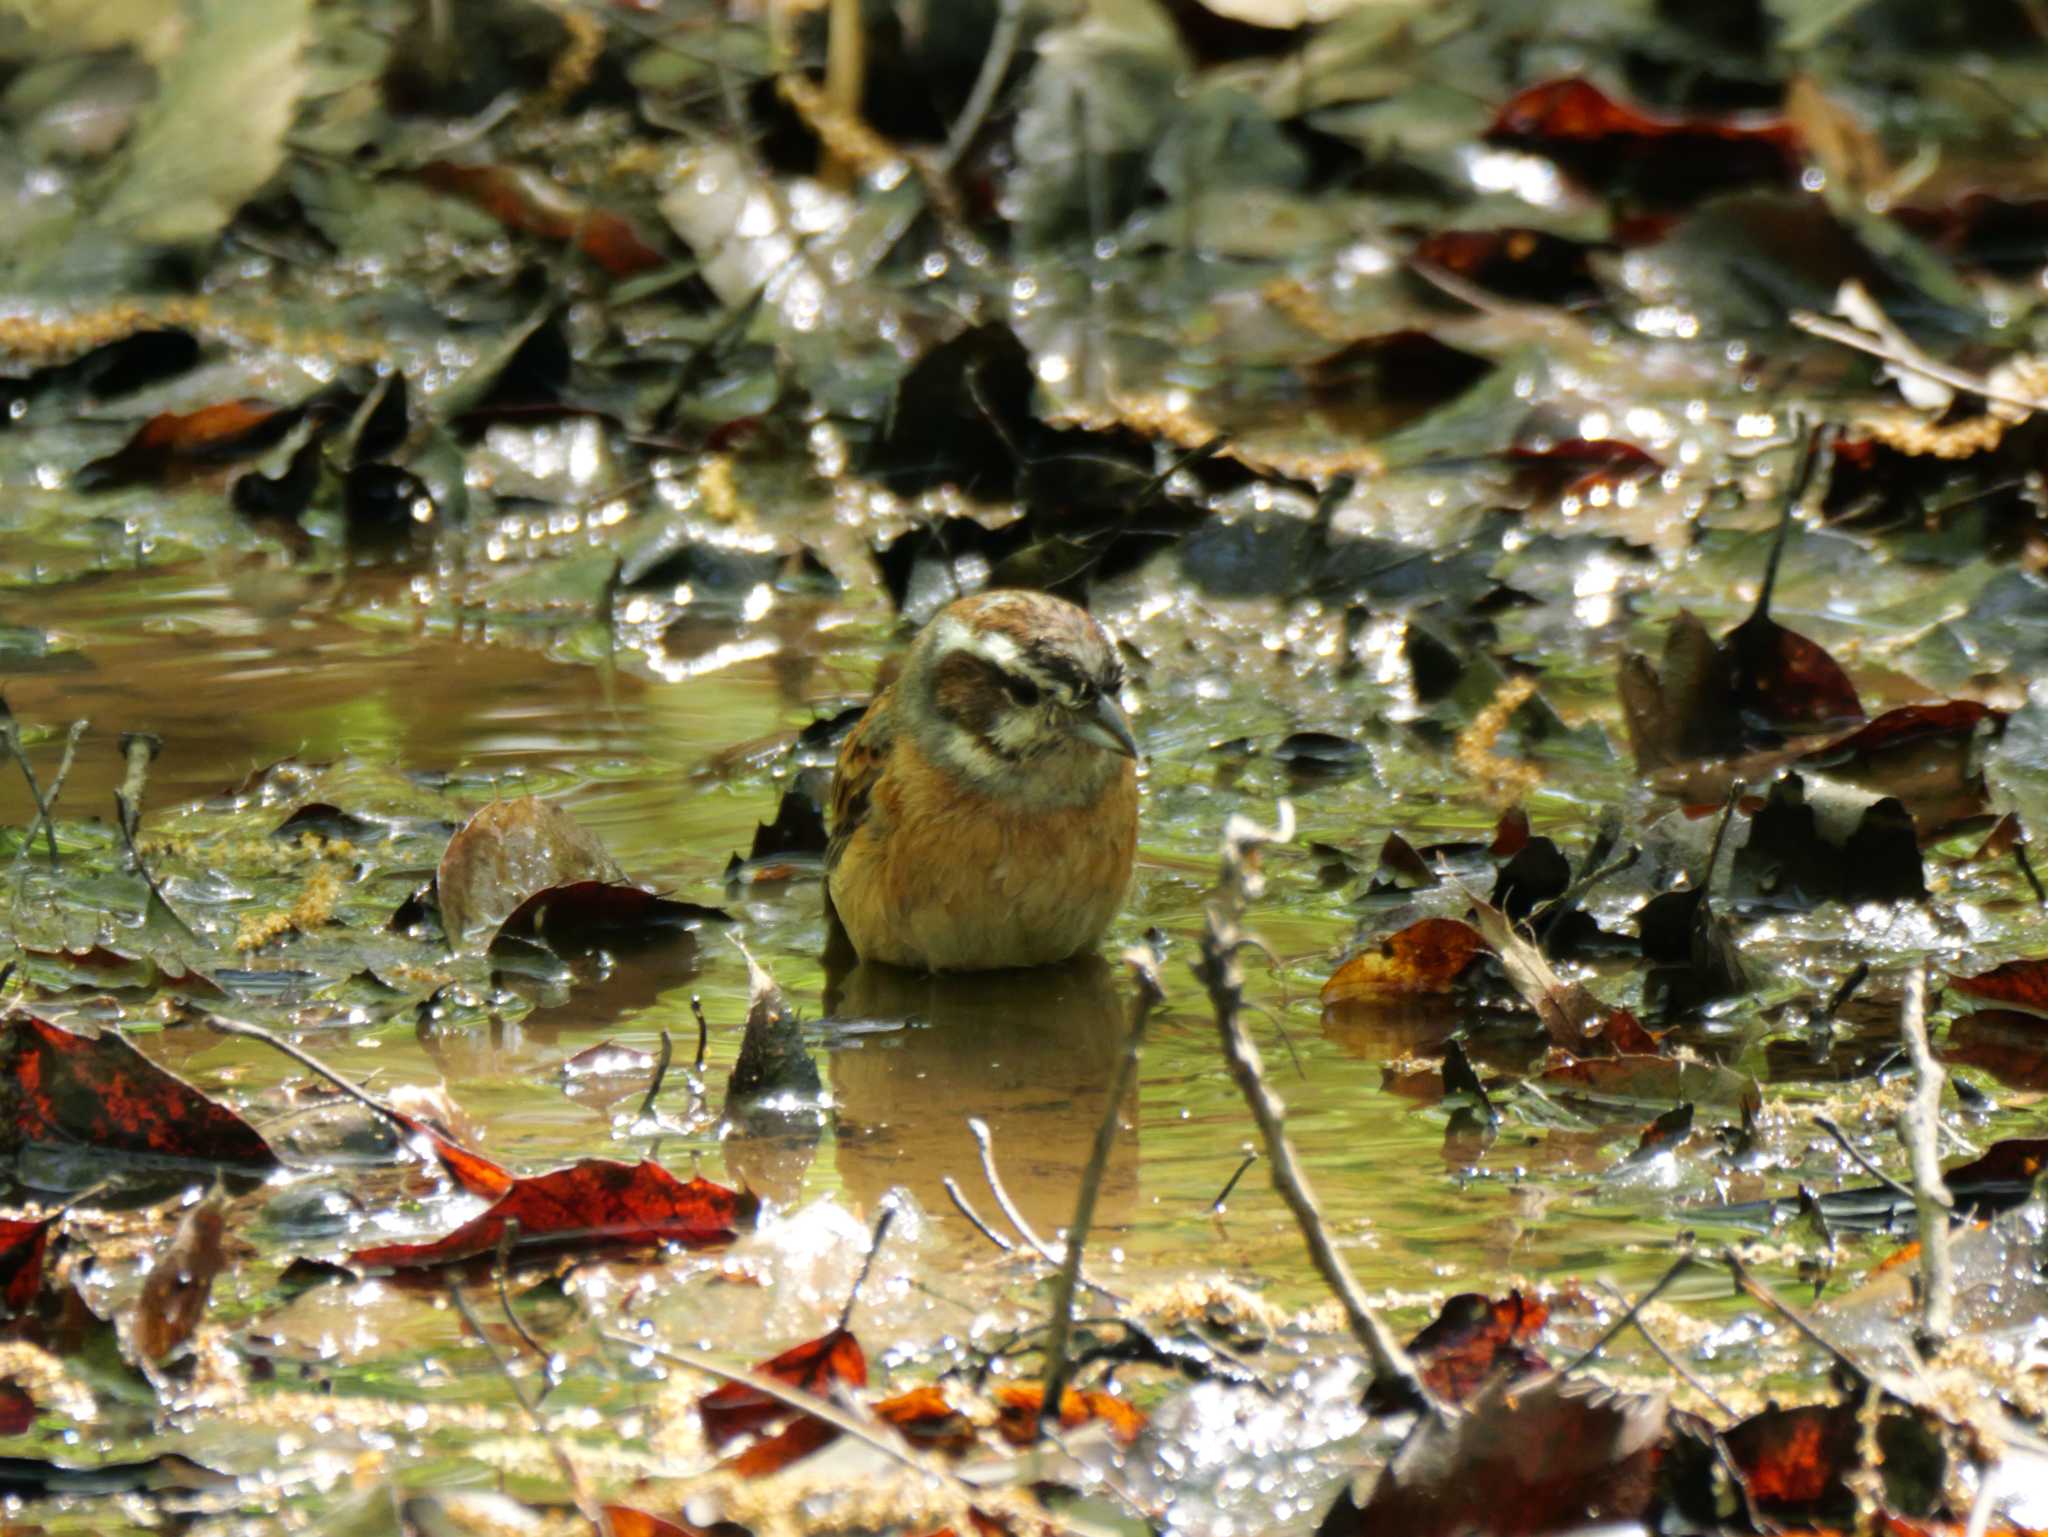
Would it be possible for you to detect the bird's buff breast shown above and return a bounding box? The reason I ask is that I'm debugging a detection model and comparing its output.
[830,739,1138,971]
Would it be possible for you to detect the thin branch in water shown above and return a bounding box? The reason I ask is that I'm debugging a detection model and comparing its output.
[690,992,710,1073]
[1722,1247,1869,1383]
[0,702,76,867]
[1200,803,1438,1417]
[941,1175,1015,1254]
[13,718,87,868]
[967,1115,1058,1262]
[637,1027,673,1122]
[1895,963,1955,1353]
[1039,949,1162,1436]
[1811,1114,1916,1204]
[448,1278,603,1531]
[839,1202,898,1334]
[1594,1279,1736,1419]
[493,1220,562,1400]
[1560,1253,1694,1376]
[1818,961,1871,1024]
[112,732,203,945]
[1210,1150,1259,1213]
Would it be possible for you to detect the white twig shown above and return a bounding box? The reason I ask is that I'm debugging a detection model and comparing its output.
[1896,963,1955,1350]
[1199,804,1438,1415]
[1790,310,2048,417]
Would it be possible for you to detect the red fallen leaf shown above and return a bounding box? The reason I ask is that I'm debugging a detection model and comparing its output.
[1320,1372,1667,1536]
[0,1382,35,1435]
[1411,227,1602,306]
[1950,959,2048,1018]
[875,1385,977,1455]
[1302,330,1493,422]
[388,1111,513,1200]
[699,1327,866,1449]
[724,1411,841,1477]
[1505,438,1662,502]
[1490,806,1532,859]
[1600,1008,1662,1056]
[1629,1102,1695,1160]
[0,1214,56,1316]
[992,1383,1146,1446]
[0,1015,276,1168]
[1538,1053,1759,1117]
[349,1160,752,1269]
[1405,1291,1549,1405]
[1721,1402,1860,1520]
[1487,77,1801,204]
[1723,610,1863,739]
[501,881,729,948]
[1942,1010,2048,1090]
[1807,700,2002,761]
[132,1190,225,1362]
[75,400,299,490]
[420,162,664,278]
[1322,919,1487,1004]
[1941,1137,2048,1210]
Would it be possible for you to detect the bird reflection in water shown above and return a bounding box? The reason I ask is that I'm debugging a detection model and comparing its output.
[821,953,1140,1249]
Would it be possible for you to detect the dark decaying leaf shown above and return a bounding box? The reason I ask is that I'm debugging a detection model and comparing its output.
[1505,439,1661,502]
[1322,918,1487,1004]
[1411,228,1603,306]
[1318,1372,1667,1536]
[349,1160,753,1269]
[1732,774,1925,907]
[75,400,300,490]
[0,1384,34,1436]
[698,1326,866,1449]
[1300,331,1494,432]
[1487,76,1801,204]
[1403,1291,1549,1406]
[725,767,830,884]
[231,435,324,521]
[131,1189,226,1362]
[0,1214,57,1317]
[1942,1010,2048,1090]
[724,948,822,1116]
[1792,701,2004,838]
[874,1385,978,1454]
[1720,1401,1946,1526]
[0,1015,276,1168]
[499,882,728,951]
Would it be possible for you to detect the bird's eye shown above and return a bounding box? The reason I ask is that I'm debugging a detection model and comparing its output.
[1003,673,1041,707]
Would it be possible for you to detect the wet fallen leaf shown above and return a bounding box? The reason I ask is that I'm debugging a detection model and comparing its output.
[1488,77,1800,204]
[601,1508,713,1537]
[1320,1371,1667,1535]
[699,1327,867,1449]
[0,1214,58,1317]
[993,1383,1147,1446]
[1322,918,1486,1004]
[1404,1291,1549,1406]
[132,1189,226,1362]
[75,400,299,490]
[435,796,630,952]
[1942,1010,2048,1090]
[1950,959,2048,1017]
[1412,228,1603,307]
[0,1015,276,1168]
[349,1160,753,1269]
[875,1385,977,1455]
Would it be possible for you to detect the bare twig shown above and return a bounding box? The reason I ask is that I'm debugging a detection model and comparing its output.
[449,1279,602,1532]
[967,1116,1058,1261]
[1209,1150,1259,1213]
[1895,963,1955,1351]
[7,717,87,867]
[1561,1254,1693,1376]
[1790,310,2048,416]
[840,1203,897,1333]
[637,1027,673,1122]
[493,1221,561,1399]
[690,992,710,1074]
[1039,949,1162,1436]
[0,701,69,867]
[1199,803,1438,1416]
[1595,1279,1736,1419]
[941,1175,1016,1254]
[1811,1114,1917,1204]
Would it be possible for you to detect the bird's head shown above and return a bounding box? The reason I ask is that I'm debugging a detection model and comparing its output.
[904,589,1138,805]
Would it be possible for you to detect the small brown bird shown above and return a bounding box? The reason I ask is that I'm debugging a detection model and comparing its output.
[826,589,1140,971]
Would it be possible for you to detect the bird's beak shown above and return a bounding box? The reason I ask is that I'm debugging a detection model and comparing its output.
[1068,692,1140,760]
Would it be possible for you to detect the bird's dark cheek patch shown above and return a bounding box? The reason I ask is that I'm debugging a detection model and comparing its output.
[929,651,1005,736]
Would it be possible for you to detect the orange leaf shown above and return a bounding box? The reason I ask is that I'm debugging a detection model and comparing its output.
[992,1384,1146,1446]
[698,1327,867,1448]
[1322,918,1485,1004]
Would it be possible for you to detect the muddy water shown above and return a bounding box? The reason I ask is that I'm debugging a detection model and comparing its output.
[0,556,1745,1329]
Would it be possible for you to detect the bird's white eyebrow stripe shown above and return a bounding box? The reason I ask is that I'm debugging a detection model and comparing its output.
[937,618,1029,675]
